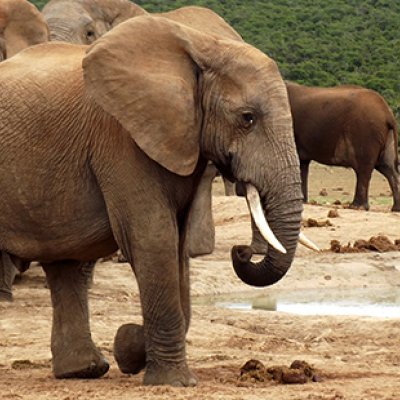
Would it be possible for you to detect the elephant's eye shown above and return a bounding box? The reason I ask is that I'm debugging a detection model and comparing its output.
[242,112,255,129]
[86,30,96,43]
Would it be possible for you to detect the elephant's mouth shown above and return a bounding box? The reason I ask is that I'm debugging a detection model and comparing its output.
[237,181,319,253]
[239,182,287,254]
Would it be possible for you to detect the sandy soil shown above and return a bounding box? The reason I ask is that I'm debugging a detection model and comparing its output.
[1,163,400,399]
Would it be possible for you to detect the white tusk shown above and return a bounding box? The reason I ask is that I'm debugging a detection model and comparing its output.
[245,183,287,254]
[299,232,320,252]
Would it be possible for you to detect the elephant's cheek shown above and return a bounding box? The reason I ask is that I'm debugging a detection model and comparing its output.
[113,323,146,375]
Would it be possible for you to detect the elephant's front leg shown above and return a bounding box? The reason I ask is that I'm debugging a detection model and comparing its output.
[113,225,193,382]
[139,241,196,386]
[113,211,196,387]
[0,252,18,301]
[42,260,109,379]
[300,160,310,203]
[351,169,372,210]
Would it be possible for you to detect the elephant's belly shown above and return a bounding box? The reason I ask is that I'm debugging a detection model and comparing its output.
[0,186,117,262]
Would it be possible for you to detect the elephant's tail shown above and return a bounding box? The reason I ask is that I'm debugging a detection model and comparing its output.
[387,111,399,173]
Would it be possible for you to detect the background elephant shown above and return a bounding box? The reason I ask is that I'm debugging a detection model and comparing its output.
[42,0,146,44]
[247,81,400,255]
[287,81,400,212]
[0,15,302,385]
[0,0,49,61]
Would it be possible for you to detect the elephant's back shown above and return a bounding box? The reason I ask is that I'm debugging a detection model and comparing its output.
[0,41,86,79]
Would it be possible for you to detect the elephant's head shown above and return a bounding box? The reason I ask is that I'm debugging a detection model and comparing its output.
[42,0,147,44]
[83,16,303,287]
[0,0,49,60]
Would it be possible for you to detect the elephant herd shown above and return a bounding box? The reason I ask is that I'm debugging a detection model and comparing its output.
[0,0,399,388]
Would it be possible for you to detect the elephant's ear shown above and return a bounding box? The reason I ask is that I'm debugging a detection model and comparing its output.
[83,15,214,176]
[1,0,49,58]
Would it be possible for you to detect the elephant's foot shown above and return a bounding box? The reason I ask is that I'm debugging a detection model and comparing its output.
[0,288,13,302]
[144,361,198,387]
[349,201,369,211]
[391,203,400,212]
[114,323,146,374]
[53,344,109,379]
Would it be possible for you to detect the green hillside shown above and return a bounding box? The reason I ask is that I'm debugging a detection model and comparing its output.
[30,0,400,122]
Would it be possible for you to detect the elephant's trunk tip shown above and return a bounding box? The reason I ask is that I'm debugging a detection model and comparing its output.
[231,245,286,287]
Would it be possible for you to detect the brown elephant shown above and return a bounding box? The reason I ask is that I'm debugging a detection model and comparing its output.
[0,0,49,61]
[0,2,242,300]
[288,81,400,211]
[0,15,303,385]
[248,81,400,255]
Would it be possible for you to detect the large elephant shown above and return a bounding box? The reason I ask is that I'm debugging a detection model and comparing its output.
[288,81,400,211]
[0,0,49,61]
[0,3,243,299]
[0,15,303,385]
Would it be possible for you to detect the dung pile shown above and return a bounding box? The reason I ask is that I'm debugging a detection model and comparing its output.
[330,236,400,253]
[238,359,321,385]
[303,218,333,228]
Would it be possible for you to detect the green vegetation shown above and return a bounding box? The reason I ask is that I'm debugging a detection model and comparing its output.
[31,0,400,134]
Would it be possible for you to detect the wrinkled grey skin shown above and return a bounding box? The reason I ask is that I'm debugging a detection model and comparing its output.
[0,0,50,296]
[0,15,302,386]
[187,163,218,257]
[42,0,146,44]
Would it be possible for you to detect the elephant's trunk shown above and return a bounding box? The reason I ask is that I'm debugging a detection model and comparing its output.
[232,185,302,286]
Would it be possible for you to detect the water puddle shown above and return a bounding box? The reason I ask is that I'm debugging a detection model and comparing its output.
[194,287,400,318]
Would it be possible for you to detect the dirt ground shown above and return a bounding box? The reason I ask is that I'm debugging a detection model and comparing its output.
[1,163,400,399]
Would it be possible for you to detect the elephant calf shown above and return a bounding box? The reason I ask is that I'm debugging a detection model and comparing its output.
[287,81,400,211]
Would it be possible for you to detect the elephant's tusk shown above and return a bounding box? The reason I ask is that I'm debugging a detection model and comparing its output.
[245,183,287,254]
[299,232,320,252]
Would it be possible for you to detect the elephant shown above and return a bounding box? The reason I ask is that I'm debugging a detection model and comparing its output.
[42,0,146,44]
[0,15,303,385]
[287,81,400,212]
[0,0,49,61]
[0,2,242,299]
[0,2,244,300]
[247,81,400,255]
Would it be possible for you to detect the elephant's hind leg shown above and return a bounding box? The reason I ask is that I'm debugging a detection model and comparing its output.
[42,260,109,379]
[376,164,400,212]
[375,150,400,212]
